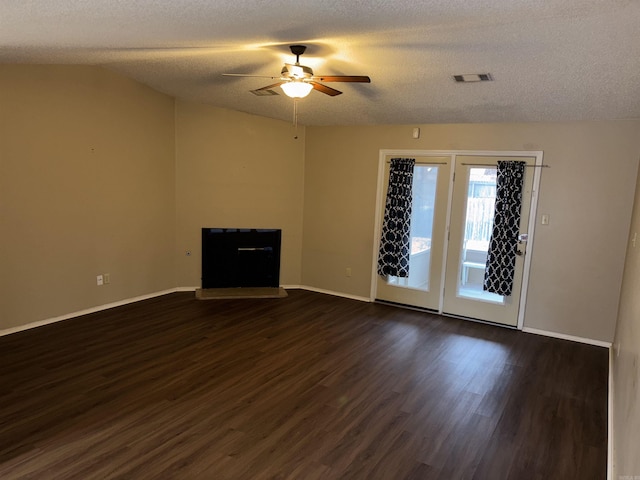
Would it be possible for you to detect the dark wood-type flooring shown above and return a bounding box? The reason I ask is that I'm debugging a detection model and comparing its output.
[0,290,608,479]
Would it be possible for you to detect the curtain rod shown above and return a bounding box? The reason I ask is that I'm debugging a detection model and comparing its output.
[385,160,549,167]
[460,163,550,168]
[385,160,447,165]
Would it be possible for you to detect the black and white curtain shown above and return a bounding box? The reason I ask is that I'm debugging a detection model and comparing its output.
[483,161,526,296]
[377,158,415,277]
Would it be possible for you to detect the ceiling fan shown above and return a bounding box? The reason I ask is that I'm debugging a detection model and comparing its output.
[223,45,371,98]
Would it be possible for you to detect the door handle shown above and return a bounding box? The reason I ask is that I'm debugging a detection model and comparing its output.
[516,249,524,256]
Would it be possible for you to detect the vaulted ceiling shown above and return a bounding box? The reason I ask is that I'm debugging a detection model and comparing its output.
[2,0,639,126]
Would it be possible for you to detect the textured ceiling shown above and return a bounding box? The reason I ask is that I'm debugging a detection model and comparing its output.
[1,0,639,126]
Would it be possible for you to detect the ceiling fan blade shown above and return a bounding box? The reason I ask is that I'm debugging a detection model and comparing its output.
[312,75,371,83]
[254,82,285,91]
[223,73,281,79]
[311,82,342,96]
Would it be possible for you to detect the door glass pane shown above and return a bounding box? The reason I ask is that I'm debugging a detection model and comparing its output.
[387,165,438,291]
[458,168,504,303]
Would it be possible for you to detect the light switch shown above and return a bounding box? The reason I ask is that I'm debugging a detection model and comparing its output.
[541,214,550,225]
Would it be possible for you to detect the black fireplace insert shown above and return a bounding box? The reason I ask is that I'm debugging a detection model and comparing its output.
[201,228,282,289]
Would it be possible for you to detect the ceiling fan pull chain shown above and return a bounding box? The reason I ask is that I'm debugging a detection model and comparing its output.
[293,99,299,139]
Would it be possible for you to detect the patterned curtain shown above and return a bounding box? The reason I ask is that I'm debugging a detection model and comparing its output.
[377,158,415,277]
[483,161,526,296]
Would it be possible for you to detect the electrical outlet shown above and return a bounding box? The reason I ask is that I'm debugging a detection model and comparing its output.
[346,267,352,277]
[96,275,104,286]
[103,273,110,284]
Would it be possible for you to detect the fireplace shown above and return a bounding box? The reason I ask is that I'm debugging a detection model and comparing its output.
[201,228,282,289]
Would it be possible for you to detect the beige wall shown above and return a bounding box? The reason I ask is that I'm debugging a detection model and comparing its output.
[302,121,640,342]
[174,100,304,288]
[0,65,176,330]
[2,64,639,348]
[0,67,304,332]
[612,163,640,477]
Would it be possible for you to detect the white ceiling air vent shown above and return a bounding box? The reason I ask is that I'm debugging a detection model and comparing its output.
[453,73,493,83]
[251,89,279,96]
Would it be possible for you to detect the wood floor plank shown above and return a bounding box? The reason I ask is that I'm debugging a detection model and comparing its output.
[0,290,608,479]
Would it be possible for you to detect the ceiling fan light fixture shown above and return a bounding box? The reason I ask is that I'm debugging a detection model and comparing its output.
[281,81,313,98]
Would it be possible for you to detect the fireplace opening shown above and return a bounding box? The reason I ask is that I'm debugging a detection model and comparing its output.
[201,228,282,289]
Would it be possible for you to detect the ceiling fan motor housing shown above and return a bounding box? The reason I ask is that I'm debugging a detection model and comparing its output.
[281,64,313,80]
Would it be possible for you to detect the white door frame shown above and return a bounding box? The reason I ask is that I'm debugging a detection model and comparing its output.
[370,149,544,330]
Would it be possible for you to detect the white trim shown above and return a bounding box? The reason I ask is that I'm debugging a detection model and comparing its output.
[295,285,371,303]
[608,346,614,480]
[371,151,456,312]
[0,288,180,338]
[439,154,456,314]
[3,284,612,351]
[370,150,388,301]
[522,327,612,348]
[517,151,544,329]
[0,285,360,338]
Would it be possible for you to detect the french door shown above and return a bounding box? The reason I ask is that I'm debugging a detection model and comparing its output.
[374,151,540,327]
[375,156,451,310]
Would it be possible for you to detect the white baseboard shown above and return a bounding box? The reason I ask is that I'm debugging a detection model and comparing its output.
[608,346,614,480]
[0,285,373,338]
[176,286,198,292]
[0,288,180,338]
[522,327,612,348]
[289,285,371,303]
[3,286,611,354]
